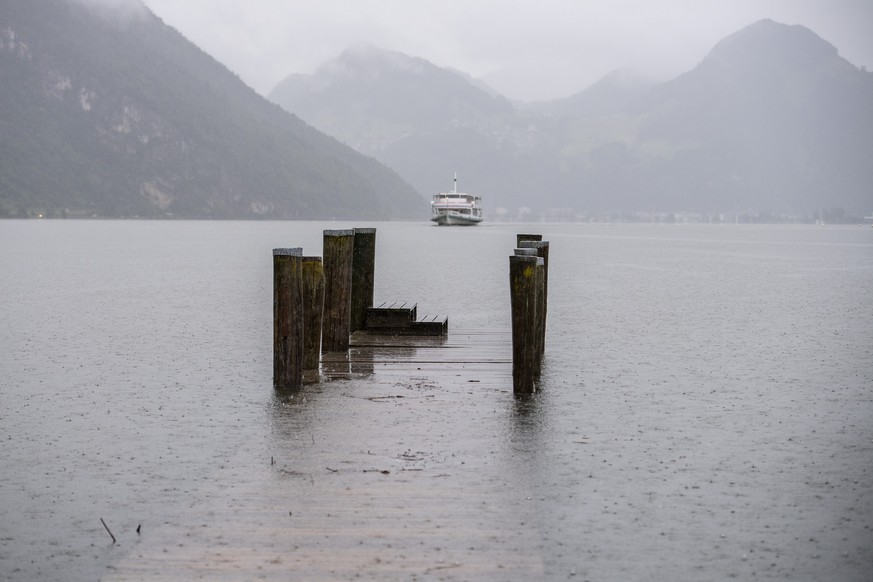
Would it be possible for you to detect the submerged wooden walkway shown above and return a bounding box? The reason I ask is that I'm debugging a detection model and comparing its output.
[105,229,552,579]
[106,327,553,581]
[317,329,512,381]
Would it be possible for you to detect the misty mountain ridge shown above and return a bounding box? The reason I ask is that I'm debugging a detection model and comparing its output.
[270,19,873,218]
[526,68,657,118]
[0,0,424,219]
[270,43,536,157]
[626,18,873,213]
[706,18,840,70]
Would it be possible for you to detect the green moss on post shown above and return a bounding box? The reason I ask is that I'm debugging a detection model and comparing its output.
[273,248,304,388]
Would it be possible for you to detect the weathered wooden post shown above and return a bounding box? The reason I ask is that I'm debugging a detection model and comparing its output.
[302,256,325,370]
[322,229,355,352]
[532,253,545,378]
[273,248,304,388]
[510,252,540,396]
[351,227,376,333]
[519,239,549,360]
[517,233,542,247]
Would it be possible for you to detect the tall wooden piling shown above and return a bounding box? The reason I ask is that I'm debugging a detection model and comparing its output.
[273,248,304,388]
[509,254,540,396]
[302,256,325,370]
[519,240,549,358]
[351,228,376,333]
[513,247,544,377]
[532,254,545,378]
[322,229,355,352]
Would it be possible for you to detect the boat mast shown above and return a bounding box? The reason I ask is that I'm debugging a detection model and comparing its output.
[453,172,457,194]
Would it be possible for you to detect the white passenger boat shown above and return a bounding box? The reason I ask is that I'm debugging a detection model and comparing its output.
[430,175,483,226]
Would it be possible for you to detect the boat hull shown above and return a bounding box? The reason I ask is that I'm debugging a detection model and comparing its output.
[431,212,483,226]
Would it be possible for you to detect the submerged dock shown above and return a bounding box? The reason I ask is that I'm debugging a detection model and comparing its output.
[105,229,558,578]
[104,327,559,580]
[318,329,510,380]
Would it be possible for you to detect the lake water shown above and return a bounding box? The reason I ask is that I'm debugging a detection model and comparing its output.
[1,220,872,580]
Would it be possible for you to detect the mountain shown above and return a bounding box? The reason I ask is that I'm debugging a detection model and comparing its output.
[270,43,524,156]
[523,69,656,118]
[270,43,557,211]
[618,19,873,213]
[0,0,424,219]
[269,20,873,219]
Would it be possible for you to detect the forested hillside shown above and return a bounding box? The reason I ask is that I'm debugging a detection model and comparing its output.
[0,0,425,219]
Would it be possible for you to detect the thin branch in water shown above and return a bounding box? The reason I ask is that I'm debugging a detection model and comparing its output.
[425,562,461,574]
[100,517,116,545]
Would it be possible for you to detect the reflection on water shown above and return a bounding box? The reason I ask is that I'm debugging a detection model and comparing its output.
[320,346,375,378]
[509,396,546,445]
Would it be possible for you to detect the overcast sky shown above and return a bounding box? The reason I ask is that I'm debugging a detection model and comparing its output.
[140,0,873,102]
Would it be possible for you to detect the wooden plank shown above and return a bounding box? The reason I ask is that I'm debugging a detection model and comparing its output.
[365,302,417,328]
[348,329,507,361]
[411,315,448,336]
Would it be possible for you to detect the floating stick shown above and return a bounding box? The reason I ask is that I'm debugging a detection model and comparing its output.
[100,517,116,544]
